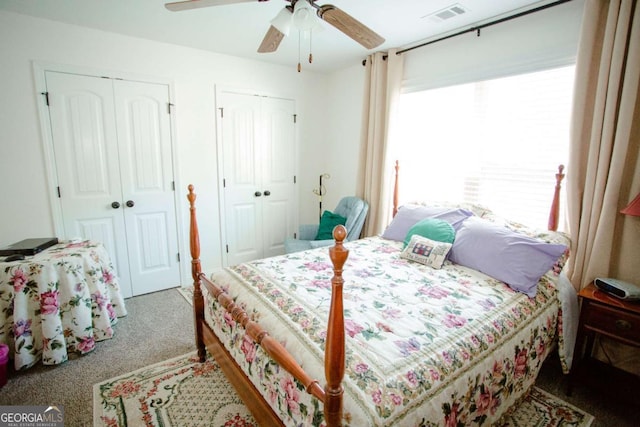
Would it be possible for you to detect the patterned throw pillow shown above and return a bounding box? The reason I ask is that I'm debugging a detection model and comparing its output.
[400,234,453,269]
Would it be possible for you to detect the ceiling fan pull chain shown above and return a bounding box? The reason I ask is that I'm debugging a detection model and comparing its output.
[309,29,313,64]
[298,30,302,72]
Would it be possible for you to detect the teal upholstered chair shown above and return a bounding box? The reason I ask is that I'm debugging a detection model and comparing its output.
[284,197,369,254]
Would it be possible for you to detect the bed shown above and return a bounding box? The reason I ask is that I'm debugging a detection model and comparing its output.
[186,165,576,426]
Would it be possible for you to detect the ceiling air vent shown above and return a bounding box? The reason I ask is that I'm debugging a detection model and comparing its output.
[424,4,468,23]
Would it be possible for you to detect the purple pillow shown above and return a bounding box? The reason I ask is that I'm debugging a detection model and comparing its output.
[382,205,473,241]
[448,217,567,297]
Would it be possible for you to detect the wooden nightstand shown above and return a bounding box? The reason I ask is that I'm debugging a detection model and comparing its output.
[568,281,640,394]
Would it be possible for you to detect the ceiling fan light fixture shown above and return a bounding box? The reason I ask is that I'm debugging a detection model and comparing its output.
[299,20,324,40]
[270,8,292,36]
[293,0,317,31]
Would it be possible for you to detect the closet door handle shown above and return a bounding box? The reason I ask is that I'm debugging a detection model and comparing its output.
[263,190,271,196]
[111,201,121,209]
[126,200,135,208]
[254,191,262,197]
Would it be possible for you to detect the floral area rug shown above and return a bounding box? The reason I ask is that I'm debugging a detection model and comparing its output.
[503,387,594,427]
[177,285,194,305]
[93,352,256,427]
[94,348,593,427]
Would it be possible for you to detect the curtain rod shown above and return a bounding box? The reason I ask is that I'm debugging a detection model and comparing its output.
[362,0,573,65]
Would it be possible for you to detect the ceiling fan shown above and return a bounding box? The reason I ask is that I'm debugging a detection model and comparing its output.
[165,0,385,55]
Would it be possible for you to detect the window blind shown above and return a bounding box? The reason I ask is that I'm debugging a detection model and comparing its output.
[392,65,575,230]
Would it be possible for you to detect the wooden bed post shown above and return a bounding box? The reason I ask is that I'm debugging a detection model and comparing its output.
[325,225,348,426]
[187,188,327,426]
[548,164,565,231]
[187,185,206,362]
[393,160,399,218]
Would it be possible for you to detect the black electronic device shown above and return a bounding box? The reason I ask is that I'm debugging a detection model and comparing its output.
[594,277,640,301]
[3,254,26,262]
[0,238,59,256]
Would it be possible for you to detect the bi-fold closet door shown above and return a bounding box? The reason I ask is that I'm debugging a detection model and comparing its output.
[217,90,297,266]
[44,71,180,298]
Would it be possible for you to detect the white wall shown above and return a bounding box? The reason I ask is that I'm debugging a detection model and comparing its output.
[317,64,366,214]
[0,11,329,285]
[402,0,585,92]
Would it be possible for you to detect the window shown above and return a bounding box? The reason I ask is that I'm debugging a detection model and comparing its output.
[393,65,575,230]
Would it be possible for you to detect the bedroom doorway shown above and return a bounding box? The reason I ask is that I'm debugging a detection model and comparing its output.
[217,90,297,265]
[43,71,180,298]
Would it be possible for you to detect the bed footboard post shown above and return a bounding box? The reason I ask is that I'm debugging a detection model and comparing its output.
[187,185,206,362]
[325,225,349,427]
[548,164,565,231]
[393,160,399,218]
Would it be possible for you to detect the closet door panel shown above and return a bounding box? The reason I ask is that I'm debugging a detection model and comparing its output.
[46,72,181,298]
[218,91,296,264]
[219,92,264,265]
[114,80,180,295]
[45,71,132,294]
[261,97,296,258]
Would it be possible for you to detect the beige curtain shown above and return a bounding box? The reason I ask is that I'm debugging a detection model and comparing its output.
[357,49,404,237]
[566,0,640,290]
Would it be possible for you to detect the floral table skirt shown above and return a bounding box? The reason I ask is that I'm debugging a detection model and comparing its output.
[0,240,127,370]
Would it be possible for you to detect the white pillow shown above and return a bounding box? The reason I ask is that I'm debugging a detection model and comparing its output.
[400,234,452,269]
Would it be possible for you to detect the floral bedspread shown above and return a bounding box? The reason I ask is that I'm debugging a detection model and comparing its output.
[0,240,127,370]
[205,237,565,426]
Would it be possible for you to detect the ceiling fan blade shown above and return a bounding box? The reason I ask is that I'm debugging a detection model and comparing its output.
[165,0,260,12]
[258,25,285,53]
[317,4,385,50]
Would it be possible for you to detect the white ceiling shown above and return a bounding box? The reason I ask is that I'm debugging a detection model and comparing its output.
[0,0,560,73]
